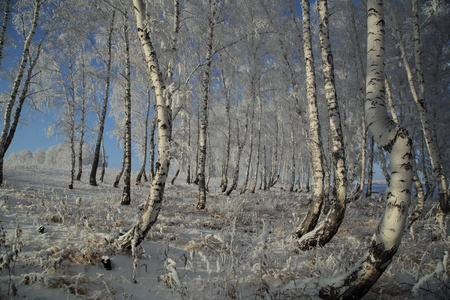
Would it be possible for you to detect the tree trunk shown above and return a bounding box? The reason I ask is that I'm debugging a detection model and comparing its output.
[225,114,247,196]
[316,1,413,296]
[289,118,296,192]
[148,114,157,181]
[0,0,11,68]
[240,111,254,194]
[121,11,132,206]
[171,169,180,185]
[251,95,263,193]
[388,0,449,237]
[69,103,76,190]
[119,0,172,250]
[76,55,87,182]
[220,66,231,193]
[136,88,151,184]
[366,134,374,197]
[186,116,191,184]
[296,0,347,250]
[0,0,41,186]
[89,11,115,186]
[197,5,215,210]
[295,0,325,239]
[100,140,106,182]
[113,129,127,188]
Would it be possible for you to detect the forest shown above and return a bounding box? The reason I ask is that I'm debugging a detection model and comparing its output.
[0,0,449,299]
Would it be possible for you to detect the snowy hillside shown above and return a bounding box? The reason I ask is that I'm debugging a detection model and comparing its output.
[0,166,448,299]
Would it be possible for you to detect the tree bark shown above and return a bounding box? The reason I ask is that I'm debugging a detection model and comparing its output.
[366,134,374,197]
[113,129,127,188]
[76,53,87,182]
[89,11,115,186]
[240,102,255,194]
[296,0,347,250]
[0,0,42,186]
[388,0,449,236]
[100,140,106,182]
[148,114,157,181]
[225,112,247,196]
[136,88,151,184]
[0,0,11,68]
[119,0,172,250]
[295,0,325,238]
[197,4,216,210]
[220,70,231,193]
[121,10,132,206]
[316,1,413,296]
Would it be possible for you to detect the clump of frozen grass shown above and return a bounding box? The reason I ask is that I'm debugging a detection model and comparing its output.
[412,251,449,299]
[159,257,189,299]
[0,221,22,297]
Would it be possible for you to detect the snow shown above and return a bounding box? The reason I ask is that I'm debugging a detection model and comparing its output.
[0,165,448,299]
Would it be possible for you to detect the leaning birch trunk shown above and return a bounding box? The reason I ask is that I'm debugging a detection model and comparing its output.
[119,0,171,250]
[296,0,347,250]
[113,129,127,188]
[136,89,151,184]
[225,116,247,196]
[89,11,115,186]
[197,10,215,210]
[315,1,413,297]
[388,0,449,237]
[0,0,41,186]
[121,12,132,206]
[411,0,448,236]
[295,0,325,238]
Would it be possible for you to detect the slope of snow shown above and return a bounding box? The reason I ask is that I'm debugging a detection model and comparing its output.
[0,166,448,299]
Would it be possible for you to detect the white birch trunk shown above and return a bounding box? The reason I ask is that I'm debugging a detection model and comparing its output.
[197,6,215,210]
[388,0,449,235]
[121,11,132,206]
[76,54,87,182]
[136,89,151,184]
[295,0,325,239]
[0,0,41,185]
[0,0,11,68]
[297,0,347,250]
[119,0,172,249]
[90,11,115,186]
[316,1,414,296]
[251,95,263,193]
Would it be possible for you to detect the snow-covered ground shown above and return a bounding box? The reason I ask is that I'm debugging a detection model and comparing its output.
[0,166,448,299]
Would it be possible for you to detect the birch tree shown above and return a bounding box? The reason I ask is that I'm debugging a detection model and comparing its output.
[0,0,11,68]
[297,0,347,250]
[387,0,449,237]
[318,0,413,296]
[89,11,115,186]
[0,0,42,186]
[120,8,132,206]
[119,0,172,251]
[295,0,325,239]
[197,0,217,210]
